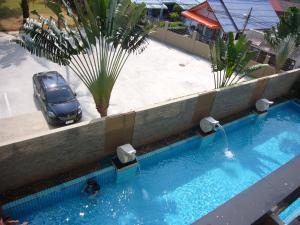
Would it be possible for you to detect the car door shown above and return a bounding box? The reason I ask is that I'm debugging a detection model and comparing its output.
[33,76,44,107]
[39,88,48,112]
[33,76,46,110]
[33,76,40,96]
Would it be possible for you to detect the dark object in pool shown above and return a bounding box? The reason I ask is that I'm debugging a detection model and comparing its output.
[0,207,28,225]
[83,179,100,197]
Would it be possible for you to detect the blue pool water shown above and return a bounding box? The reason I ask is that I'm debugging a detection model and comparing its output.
[4,101,300,225]
[280,197,300,224]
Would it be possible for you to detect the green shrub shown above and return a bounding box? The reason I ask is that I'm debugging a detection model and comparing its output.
[158,21,184,28]
[172,4,182,13]
[169,12,179,21]
[169,21,184,27]
[159,21,165,27]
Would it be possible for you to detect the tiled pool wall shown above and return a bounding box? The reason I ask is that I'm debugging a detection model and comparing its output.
[3,167,116,218]
[3,100,300,220]
[2,136,201,218]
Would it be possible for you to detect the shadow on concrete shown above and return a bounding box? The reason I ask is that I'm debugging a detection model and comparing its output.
[0,37,27,68]
[0,33,53,69]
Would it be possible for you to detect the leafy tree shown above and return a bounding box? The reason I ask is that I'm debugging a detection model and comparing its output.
[265,7,300,47]
[209,32,266,88]
[169,12,179,21]
[20,0,29,24]
[272,35,296,73]
[172,4,181,14]
[14,0,152,117]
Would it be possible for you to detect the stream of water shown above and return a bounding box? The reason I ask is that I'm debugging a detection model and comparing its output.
[217,123,235,159]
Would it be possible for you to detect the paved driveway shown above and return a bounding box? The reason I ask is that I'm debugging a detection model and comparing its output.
[0,32,215,123]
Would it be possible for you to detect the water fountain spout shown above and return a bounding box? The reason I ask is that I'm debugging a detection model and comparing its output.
[113,144,139,183]
[200,117,220,133]
[216,123,235,159]
[256,98,274,112]
[200,117,234,159]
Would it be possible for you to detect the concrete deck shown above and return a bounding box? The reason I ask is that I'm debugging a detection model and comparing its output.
[0,32,214,121]
[0,111,52,143]
[0,31,218,142]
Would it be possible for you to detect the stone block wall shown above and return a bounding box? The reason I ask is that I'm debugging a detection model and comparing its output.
[0,119,106,192]
[132,94,198,147]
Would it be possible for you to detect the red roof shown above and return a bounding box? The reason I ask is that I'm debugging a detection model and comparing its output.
[270,0,283,12]
[189,1,209,11]
[181,11,220,29]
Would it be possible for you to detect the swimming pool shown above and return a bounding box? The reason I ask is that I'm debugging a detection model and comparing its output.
[280,197,300,224]
[4,100,300,225]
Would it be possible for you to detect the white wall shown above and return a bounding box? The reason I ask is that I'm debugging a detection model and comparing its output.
[196,7,218,21]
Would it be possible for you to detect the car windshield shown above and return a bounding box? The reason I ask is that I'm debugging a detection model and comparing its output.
[47,87,75,104]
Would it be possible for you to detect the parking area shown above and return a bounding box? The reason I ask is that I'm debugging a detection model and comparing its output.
[0,32,215,136]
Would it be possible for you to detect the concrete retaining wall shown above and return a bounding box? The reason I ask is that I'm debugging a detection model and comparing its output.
[248,60,276,78]
[132,94,198,147]
[0,119,106,192]
[263,70,300,99]
[0,69,299,193]
[211,80,257,119]
[150,29,276,77]
[150,28,210,59]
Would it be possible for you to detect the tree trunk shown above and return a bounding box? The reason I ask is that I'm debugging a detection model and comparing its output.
[57,17,62,29]
[21,0,29,24]
[96,105,108,117]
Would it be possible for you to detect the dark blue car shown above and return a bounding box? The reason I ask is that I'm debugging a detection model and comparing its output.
[33,71,82,126]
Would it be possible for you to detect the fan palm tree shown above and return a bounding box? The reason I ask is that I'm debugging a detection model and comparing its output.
[14,0,152,117]
[272,35,296,73]
[209,32,266,89]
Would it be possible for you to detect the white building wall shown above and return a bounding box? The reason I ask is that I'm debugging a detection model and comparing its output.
[196,7,218,21]
[184,18,199,27]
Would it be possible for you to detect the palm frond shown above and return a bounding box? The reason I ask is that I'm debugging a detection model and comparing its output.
[14,0,152,117]
[209,32,265,88]
[274,35,296,73]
